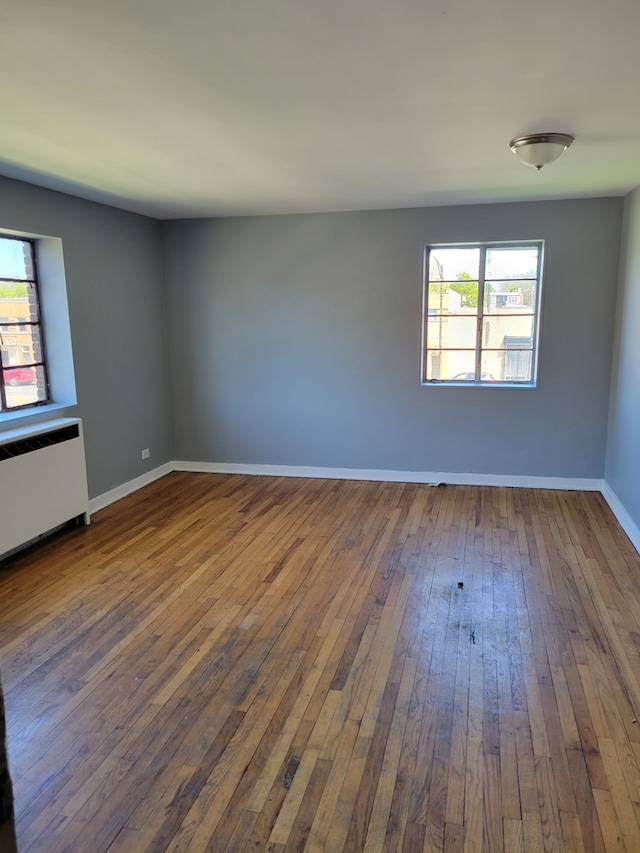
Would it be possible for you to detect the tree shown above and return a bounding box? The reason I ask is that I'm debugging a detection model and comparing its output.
[448,271,478,308]
[0,282,28,298]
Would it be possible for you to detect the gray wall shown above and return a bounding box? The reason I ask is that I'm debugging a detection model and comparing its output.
[0,182,627,496]
[605,187,640,525]
[163,198,622,478]
[0,176,172,499]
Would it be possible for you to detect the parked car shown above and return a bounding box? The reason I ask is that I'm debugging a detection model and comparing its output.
[448,372,496,382]
[4,366,36,386]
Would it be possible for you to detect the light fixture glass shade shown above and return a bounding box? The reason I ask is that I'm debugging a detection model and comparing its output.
[509,133,574,171]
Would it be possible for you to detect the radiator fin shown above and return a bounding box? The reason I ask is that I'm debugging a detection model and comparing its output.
[0,424,79,462]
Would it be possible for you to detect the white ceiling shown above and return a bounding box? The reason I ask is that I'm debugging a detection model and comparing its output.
[1,0,640,219]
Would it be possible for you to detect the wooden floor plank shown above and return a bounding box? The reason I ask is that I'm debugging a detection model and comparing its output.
[0,474,639,851]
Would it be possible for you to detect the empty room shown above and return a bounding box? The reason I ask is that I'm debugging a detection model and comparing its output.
[2,0,640,851]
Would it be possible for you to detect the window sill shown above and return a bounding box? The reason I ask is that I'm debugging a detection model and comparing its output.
[421,381,537,389]
[0,401,76,431]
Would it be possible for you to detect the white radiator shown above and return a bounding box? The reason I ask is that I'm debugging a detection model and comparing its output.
[0,418,90,558]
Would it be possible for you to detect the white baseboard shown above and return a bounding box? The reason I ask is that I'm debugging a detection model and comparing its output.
[89,462,173,515]
[172,460,603,491]
[88,462,640,559]
[600,481,640,555]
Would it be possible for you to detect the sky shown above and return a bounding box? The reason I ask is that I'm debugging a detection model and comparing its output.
[0,237,29,280]
[428,245,539,281]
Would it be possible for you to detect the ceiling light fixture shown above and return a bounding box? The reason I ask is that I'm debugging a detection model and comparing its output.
[509,133,575,171]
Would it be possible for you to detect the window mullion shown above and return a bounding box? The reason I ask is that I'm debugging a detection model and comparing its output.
[475,248,487,380]
[0,371,6,411]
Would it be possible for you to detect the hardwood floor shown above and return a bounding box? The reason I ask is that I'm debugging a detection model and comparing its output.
[1,473,640,851]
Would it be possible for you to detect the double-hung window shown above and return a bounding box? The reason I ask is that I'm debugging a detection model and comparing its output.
[0,236,50,411]
[422,241,543,387]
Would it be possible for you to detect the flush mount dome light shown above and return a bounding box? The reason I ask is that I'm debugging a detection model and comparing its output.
[509,133,574,171]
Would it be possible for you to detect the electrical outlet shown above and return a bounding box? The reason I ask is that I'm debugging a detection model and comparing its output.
[141,448,150,460]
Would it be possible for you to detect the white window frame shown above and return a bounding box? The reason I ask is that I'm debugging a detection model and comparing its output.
[0,228,77,425]
[421,240,544,388]
[0,236,50,412]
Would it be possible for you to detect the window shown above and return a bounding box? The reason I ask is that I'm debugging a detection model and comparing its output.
[422,241,543,387]
[0,236,50,411]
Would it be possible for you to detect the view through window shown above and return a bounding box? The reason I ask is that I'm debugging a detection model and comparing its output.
[0,236,49,411]
[423,241,543,386]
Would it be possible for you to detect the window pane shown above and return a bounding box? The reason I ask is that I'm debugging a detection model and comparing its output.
[0,280,29,299]
[34,365,48,401]
[484,349,533,382]
[3,362,36,406]
[2,324,45,366]
[0,240,33,281]
[428,283,478,316]
[4,364,48,408]
[484,280,536,313]
[426,315,477,350]
[429,248,480,282]
[425,350,476,381]
[481,351,503,380]
[485,246,539,280]
[24,325,45,366]
[482,317,534,349]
